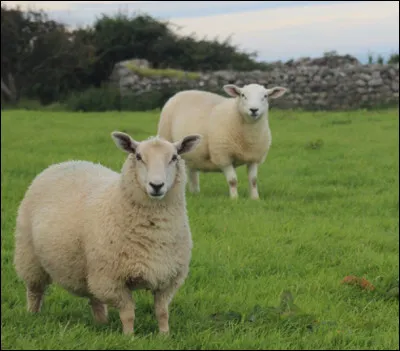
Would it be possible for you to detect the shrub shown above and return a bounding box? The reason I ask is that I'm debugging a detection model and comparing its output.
[64,80,237,113]
[120,90,167,111]
[65,86,121,112]
[65,85,180,112]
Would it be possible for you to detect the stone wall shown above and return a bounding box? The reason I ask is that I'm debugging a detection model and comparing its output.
[110,55,399,110]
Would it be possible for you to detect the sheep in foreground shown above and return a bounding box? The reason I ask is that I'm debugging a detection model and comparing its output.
[157,83,287,199]
[13,131,202,335]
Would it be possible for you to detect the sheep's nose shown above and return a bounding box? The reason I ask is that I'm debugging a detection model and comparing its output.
[149,182,164,193]
[250,108,259,114]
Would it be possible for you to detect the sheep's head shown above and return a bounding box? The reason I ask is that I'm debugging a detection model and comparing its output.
[223,83,287,122]
[112,131,201,200]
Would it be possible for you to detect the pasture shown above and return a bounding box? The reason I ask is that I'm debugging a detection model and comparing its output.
[1,108,399,350]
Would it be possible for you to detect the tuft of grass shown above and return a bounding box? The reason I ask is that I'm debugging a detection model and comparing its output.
[1,108,399,350]
[305,139,324,150]
[125,62,201,80]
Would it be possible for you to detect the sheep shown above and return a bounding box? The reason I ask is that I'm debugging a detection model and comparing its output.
[157,83,287,199]
[13,131,202,335]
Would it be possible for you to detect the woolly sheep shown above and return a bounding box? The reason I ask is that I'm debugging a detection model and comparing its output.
[157,83,287,199]
[13,131,202,335]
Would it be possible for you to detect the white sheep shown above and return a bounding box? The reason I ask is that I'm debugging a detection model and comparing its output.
[157,83,287,199]
[13,131,202,335]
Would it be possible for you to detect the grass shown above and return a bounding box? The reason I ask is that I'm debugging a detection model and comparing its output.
[1,108,399,350]
[125,62,201,80]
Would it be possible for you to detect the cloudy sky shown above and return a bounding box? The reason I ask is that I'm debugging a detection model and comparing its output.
[3,1,399,63]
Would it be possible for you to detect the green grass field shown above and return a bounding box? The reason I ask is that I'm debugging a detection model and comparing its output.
[1,108,399,350]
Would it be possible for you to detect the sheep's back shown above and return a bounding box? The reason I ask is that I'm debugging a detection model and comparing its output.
[18,160,119,293]
[158,90,228,170]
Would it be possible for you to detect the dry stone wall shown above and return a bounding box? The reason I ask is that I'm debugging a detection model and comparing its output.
[110,56,399,110]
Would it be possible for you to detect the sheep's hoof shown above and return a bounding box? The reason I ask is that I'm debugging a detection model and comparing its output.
[250,190,260,200]
[159,329,170,337]
[123,328,134,335]
[188,186,200,193]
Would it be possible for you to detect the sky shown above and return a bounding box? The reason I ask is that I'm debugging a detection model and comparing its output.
[3,1,399,63]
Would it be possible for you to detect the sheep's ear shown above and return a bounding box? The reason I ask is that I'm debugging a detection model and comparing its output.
[223,84,241,97]
[174,134,202,155]
[111,131,139,153]
[266,87,287,99]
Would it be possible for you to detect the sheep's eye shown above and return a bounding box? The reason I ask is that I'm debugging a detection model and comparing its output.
[135,153,142,161]
[241,93,245,99]
[264,94,268,99]
[171,154,178,162]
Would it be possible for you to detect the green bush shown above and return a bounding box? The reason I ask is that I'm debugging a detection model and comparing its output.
[64,82,233,113]
[64,86,183,112]
[1,98,66,111]
[65,86,121,112]
[120,90,170,111]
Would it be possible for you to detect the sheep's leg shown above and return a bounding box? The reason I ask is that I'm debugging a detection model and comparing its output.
[153,272,187,335]
[14,231,51,313]
[119,299,136,335]
[247,163,260,200]
[188,168,200,193]
[88,277,135,334]
[25,269,51,313]
[27,283,48,313]
[153,290,171,334]
[222,165,238,199]
[90,298,108,324]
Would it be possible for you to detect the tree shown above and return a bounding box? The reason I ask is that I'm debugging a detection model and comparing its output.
[1,4,94,104]
[1,6,269,104]
[388,53,399,64]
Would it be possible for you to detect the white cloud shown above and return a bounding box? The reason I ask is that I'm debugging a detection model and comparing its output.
[2,1,260,15]
[2,1,73,11]
[170,1,399,61]
[2,1,398,62]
